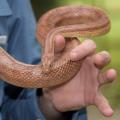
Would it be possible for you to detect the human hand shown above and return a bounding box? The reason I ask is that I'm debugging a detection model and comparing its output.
[42,35,117,117]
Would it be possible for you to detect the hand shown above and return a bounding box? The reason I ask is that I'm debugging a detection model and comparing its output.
[42,35,117,117]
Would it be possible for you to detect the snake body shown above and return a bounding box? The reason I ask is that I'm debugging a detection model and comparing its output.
[0,5,110,88]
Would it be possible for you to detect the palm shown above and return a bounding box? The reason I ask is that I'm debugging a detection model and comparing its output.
[48,56,114,117]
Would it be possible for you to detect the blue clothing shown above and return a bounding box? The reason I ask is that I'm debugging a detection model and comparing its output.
[0,0,87,120]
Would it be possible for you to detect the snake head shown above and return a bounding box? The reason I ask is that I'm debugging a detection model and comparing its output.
[41,54,54,73]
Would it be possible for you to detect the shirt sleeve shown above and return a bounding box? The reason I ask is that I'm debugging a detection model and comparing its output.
[6,0,41,64]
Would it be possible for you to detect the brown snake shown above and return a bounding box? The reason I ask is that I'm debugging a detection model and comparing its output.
[0,5,110,88]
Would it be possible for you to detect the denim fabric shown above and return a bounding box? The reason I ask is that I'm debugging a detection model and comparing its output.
[0,0,87,120]
[1,90,45,120]
[72,109,87,120]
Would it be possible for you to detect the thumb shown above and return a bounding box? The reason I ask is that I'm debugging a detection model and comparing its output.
[95,92,113,117]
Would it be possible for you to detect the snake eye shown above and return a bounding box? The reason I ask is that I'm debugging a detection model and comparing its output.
[41,54,54,72]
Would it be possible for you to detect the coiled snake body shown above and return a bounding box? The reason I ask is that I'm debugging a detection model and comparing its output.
[0,5,110,88]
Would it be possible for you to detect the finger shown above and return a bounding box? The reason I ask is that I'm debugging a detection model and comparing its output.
[98,69,117,86]
[95,93,113,117]
[54,35,66,53]
[94,51,111,69]
[70,39,96,61]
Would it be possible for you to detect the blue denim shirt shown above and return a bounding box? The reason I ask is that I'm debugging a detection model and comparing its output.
[0,0,87,120]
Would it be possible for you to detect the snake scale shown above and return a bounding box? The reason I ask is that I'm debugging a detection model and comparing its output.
[0,5,110,88]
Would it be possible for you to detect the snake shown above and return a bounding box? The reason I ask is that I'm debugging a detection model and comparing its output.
[0,5,110,88]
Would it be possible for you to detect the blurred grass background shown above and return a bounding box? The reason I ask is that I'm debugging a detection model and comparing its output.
[31,0,120,119]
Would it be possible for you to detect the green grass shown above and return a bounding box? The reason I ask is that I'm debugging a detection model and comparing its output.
[98,12,120,107]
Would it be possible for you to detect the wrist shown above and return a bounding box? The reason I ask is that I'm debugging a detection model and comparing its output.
[37,90,72,120]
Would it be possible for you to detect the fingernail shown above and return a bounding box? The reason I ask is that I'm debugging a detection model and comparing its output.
[99,51,111,63]
[84,39,96,50]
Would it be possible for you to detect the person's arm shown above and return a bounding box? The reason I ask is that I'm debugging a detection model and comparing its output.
[38,93,74,120]
[37,35,117,120]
